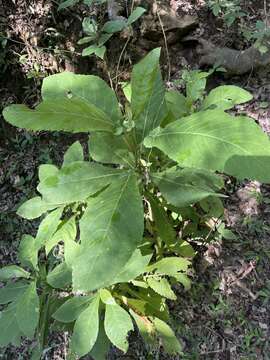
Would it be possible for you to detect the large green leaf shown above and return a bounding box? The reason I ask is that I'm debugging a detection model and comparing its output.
[104,303,134,352]
[72,173,144,291]
[131,48,167,143]
[90,320,111,360]
[3,98,114,133]
[202,85,253,111]
[144,110,270,182]
[47,262,72,289]
[38,161,126,204]
[165,91,190,120]
[46,217,77,255]
[16,281,39,339]
[147,277,176,300]
[19,235,38,270]
[42,72,122,124]
[0,281,28,305]
[112,249,152,284]
[0,304,23,347]
[0,265,30,280]
[89,132,135,167]
[63,141,84,166]
[52,295,93,323]
[148,257,191,278]
[71,295,100,357]
[152,167,224,207]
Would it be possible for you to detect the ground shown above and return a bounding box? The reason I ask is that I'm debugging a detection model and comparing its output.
[0,0,270,359]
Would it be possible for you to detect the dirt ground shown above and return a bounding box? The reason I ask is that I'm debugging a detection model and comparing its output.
[0,0,270,359]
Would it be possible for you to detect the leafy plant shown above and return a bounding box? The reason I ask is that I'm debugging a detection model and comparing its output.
[2,48,270,358]
[207,0,246,27]
[78,7,146,59]
[242,20,270,54]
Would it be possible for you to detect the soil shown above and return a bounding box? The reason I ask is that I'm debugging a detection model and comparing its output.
[0,0,270,359]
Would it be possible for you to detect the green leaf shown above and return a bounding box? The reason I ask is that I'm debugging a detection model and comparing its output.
[16,281,39,339]
[71,295,100,357]
[19,235,38,270]
[17,196,56,220]
[102,20,127,33]
[90,319,110,360]
[58,0,79,10]
[0,265,30,281]
[129,310,156,345]
[52,295,93,323]
[148,257,191,278]
[38,162,126,205]
[202,85,253,111]
[46,217,77,255]
[147,193,176,245]
[63,141,84,166]
[131,48,167,143]
[0,281,28,305]
[152,167,224,207]
[3,98,114,133]
[147,277,176,300]
[165,91,190,120]
[112,249,152,284]
[73,172,144,291]
[35,207,63,250]
[104,303,134,352]
[127,7,146,26]
[82,45,106,59]
[39,164,59,182]
[47,262,72,289]
[144,110,270,182]
[89,132,135,167]
[153,317,182,354]
[42,72,122,124]
[99,289,116,305]
[0,304,23,347]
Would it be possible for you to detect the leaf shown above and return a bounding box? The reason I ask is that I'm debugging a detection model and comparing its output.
[0,304,23,347]
[147,277,176,300]
[73,173,144,291]
[52,295,93,323]
[127,7,146,26]
[38,162,126,205]
[64,236,81,268]
[165,91,190,120]
[82,45,106,59]
[144,110,270,182]
[0,265,30,281]
[99,289,116,305]
[202,85,253,111]
[19,235,38,270]
[16,281,39,339]
[147,193,176,245]
[35,207,63,250]
[89,132,135,167]
[90,319,110,360]
[42,72,121,125]
[71,295,100,357]
[129,310,156,345]
[58,0,79,10]
[153,317,182,354]
[131,48,167,143]
[63,141,84,166]
[39,164,58,182]
[104,303,134,352]
[148,257,191,278]
[0,281,28,305]
[17,196,56,220]
[112,249,152,284]
[102,20,127,33]
[47,262,72,289]
[46,217,77,255]
[152,167,224,207]
[3,98,114,133]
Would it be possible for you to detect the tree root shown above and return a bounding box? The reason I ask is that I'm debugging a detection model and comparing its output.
[185,37,270,75]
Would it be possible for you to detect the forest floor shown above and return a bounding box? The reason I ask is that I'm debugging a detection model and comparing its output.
[1,0,270,359]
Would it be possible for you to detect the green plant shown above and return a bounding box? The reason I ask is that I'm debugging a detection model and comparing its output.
[58,0,106,11]
[242,20,270,54]
[207,0,246,27]
[2,48,270,358]
[78,7,145,59]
